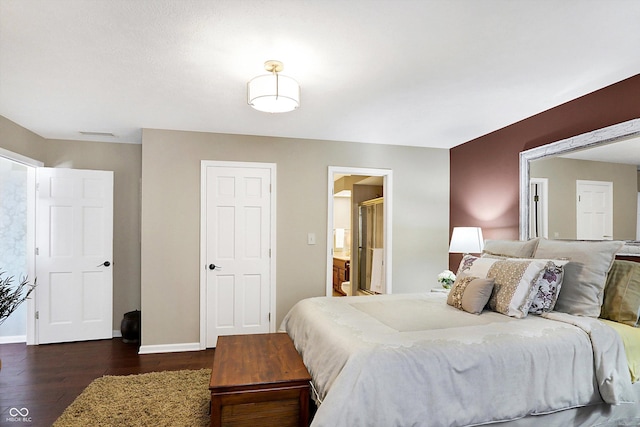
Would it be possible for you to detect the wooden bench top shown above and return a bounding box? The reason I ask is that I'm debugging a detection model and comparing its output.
[209,333,311,394]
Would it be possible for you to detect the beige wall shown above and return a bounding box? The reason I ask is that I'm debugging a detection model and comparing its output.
[531,157,638,239]
[44,139,142,322]
[0,115,46,160]
[0,116,142,332]
[2,114,451,347]
[141,129,450,347]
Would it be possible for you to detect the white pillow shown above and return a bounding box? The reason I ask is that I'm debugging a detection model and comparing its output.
[456,255,499,277]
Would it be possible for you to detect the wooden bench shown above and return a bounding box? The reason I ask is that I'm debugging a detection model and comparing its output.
[209,333,311,427]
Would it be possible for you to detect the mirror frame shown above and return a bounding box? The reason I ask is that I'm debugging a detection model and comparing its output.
[519,118,640,241]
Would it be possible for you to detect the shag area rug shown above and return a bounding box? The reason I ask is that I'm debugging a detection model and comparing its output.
[53,369,211,427]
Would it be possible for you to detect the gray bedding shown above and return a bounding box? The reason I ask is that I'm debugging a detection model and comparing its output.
[280,293,638,427]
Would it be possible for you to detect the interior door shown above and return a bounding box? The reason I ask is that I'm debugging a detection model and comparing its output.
[576,180,613,240]
[202,162,274,348]
[35,167,113,344]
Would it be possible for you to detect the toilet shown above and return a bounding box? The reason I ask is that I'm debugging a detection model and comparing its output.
[341,281,351,296]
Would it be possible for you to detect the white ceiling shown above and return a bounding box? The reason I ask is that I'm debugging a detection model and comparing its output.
[1,0,639,149]
[560,135,640,167]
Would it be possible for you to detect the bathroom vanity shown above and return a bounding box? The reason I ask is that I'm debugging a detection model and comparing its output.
[332,256,350,295]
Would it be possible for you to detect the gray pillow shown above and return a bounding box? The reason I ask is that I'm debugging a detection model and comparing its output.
[483,238,540,259]
[447,276,495,315]
[533,239,624,317]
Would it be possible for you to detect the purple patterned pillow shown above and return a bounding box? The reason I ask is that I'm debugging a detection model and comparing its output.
[528,260,568,314]
[456,254,482,275]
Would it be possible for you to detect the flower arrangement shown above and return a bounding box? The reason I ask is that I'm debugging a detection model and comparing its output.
[437,270,456,289]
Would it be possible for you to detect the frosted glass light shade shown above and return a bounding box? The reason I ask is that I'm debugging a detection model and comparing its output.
[247,73,300,113]
[449,227,484,254]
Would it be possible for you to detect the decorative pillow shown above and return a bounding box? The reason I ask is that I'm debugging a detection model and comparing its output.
[480,253,506,260]
[447,275,495,314]
[457,255,547,318]
[482,238,540,259]
[600,260,640,327]
[525,259,569,314]
[533,239,624,317]
[486,260,547,318]
[456,254,498,276]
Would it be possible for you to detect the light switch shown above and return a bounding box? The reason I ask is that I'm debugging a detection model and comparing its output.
[307,233,316,245]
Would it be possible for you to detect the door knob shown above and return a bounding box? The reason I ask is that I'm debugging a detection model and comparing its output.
[98,261,111,267]
[209,264,219,270]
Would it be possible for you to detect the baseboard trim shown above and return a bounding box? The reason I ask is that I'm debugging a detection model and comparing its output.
[138,342,201,354]
[0,335,27,344]
[112,329,122,338]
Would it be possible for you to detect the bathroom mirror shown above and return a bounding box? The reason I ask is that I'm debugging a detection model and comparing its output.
[519,118,640,242]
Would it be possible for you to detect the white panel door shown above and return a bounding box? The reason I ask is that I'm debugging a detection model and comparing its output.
[576,180,613,240]
[203,163,273,347]
[36,168,113,344]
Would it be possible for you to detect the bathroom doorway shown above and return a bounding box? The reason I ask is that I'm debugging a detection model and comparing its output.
[326,167,392,297]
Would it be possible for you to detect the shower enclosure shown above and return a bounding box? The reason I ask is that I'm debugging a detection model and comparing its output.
[358,197,384,294]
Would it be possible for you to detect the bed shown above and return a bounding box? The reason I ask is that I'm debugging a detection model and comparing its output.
[280,239,640,427]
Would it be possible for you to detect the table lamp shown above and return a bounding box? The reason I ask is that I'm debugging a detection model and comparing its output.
[449,227,484,255]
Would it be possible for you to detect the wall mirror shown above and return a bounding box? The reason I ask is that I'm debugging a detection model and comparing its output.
[519,118,640,244]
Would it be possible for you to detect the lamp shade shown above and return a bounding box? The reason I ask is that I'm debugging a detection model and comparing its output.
[247,73,300,113]
[449,227,484,254]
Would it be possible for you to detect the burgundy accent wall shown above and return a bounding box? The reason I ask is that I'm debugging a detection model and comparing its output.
[449,73,640,270]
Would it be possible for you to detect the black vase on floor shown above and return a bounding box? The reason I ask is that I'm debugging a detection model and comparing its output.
[120,310,141,344]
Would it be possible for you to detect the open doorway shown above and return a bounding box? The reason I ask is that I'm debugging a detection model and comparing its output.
[326,167,392,297]
[529,178,548,239]
[0,148,40,344]
[0,157,29,342]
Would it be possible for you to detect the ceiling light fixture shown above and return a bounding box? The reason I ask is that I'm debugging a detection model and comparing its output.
[247,60,300,113]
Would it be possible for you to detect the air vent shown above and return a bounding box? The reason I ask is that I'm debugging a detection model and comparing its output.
[79,131,116,137]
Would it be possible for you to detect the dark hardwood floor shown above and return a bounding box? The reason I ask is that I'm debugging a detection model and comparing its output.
[0,339,215,426]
